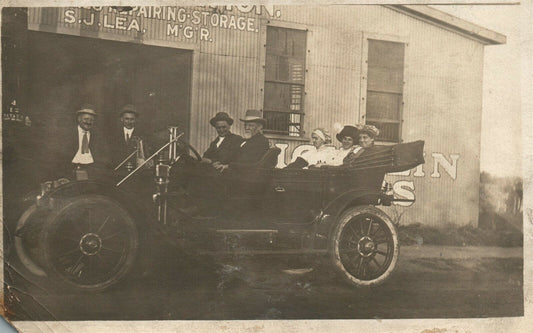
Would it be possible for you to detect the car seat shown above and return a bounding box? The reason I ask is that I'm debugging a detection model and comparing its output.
[255,147,281,169]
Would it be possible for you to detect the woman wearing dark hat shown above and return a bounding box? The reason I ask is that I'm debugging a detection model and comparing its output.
[343,124,380,165]
[202,112,243,165]
[330,125,361,166]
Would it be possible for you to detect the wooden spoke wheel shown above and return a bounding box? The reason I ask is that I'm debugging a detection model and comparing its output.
[41,195,139,292]
[330,206,399,287]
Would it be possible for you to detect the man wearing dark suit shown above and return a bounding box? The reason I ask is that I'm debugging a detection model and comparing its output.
[201,112,243,165]
[111,104,148,171]
[62,104,109,179]
[213,109,270,172]
[180,110,270,216]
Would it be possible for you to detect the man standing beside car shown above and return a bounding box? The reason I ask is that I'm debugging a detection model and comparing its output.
[64,103,109,179]
[112,104,149,171]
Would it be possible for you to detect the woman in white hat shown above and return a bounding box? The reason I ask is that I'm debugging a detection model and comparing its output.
[286,128,336,168]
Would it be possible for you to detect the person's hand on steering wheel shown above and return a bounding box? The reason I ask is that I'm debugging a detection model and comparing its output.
[213,162,229,172]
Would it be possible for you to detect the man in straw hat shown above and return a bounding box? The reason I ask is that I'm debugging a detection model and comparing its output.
[213,109,269,172]
[64,103,108,177]
[202,112,243,165]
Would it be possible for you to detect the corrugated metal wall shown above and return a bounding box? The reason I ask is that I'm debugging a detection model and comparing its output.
[27,5,484,227]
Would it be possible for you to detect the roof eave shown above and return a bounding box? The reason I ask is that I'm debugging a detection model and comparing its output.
[384,4,506,45]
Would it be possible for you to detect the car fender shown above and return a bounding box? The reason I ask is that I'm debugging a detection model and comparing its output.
[45,180,154,229]
[317,189,383,240]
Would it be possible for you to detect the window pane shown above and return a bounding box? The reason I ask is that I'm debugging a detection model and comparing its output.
[267,26,307,59]
[264,111,289,135]
[264,111,304,136]
[264,82,290,112]
[368,39,404,69]
[265,56,305,83]
[366,121,400,142]
[266,27,286,56]
[264,26,306,137]
[366,91,401,120]
[368,40,404,92]
[367,67,403,93]
[288,29,307,59]
[289,59,305,83]
[366,39,405,143]
[264,82,304,113]
[265,54,288,81]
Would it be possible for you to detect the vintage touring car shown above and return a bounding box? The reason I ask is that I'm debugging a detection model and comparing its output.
[13,127,425,292]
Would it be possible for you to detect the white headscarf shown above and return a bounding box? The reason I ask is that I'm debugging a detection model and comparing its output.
[312,128,332,144]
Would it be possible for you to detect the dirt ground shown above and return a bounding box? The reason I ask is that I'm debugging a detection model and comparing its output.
[4,244,523,321]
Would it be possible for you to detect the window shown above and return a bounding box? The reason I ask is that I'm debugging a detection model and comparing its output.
[263,26,307,136]
[366,39,405,142]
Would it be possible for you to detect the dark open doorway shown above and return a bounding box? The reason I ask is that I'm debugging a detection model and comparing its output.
[27,31,192,177]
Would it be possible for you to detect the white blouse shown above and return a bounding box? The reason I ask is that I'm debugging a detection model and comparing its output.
[300,145,336,167]
[330,147,354,166]
[330,145,364,166]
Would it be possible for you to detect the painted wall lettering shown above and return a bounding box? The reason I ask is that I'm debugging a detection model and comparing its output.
[275,143,289,168]
[431,153,460,180]
[393,181,415,207]
[62,6,279,42]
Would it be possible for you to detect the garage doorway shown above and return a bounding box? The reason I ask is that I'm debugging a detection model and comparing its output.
[27,31,192,175]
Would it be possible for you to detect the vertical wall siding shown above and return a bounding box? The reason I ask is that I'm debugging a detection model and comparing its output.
[275,5,483,227]
[28,5,486,227]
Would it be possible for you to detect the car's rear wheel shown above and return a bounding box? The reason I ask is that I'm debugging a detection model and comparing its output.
[330,205,399,287]
[40,195,139,292]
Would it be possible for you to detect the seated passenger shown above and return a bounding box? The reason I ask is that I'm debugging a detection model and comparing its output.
[286,128,336,169]
[179,110,270,217]
[343,124,380,165]
[213,109,270,172]
[202,112,244,165]
[329,125,361,166]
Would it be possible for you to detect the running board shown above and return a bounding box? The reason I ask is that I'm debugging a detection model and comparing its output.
[198,249,328,256]
[213,229,279,234]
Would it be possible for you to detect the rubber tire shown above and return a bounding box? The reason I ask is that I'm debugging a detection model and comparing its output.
[14,204,48,277]
[40,195,139,292]
[329,205,399,287]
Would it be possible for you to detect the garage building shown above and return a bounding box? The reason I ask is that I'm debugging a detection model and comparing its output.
[2,5,506,227]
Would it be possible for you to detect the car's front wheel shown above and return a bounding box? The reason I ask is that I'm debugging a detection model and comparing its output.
[330,205,399,287]
[40,195,139,292]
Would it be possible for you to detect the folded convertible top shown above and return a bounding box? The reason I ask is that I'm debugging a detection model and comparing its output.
[344,140,425,173]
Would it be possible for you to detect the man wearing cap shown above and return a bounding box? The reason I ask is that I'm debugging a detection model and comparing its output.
[213,109,270,172]
[111,104,148,170]
[64,103,108,177]
[202,112,243,165]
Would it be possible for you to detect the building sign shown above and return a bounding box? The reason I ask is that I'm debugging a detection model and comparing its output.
[62,6,281,42]
[3,100,31,127]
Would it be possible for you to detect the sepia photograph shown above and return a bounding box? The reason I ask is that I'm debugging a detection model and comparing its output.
[1,1,530,332]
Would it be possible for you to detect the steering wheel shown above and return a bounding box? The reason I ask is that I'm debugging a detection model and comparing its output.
[177,138,202,161]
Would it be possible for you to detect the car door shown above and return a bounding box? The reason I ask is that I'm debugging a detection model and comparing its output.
[263,168,327,223]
